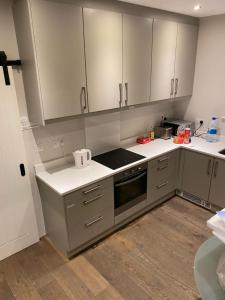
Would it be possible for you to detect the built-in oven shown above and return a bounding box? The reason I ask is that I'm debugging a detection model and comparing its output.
[114,162,147,224]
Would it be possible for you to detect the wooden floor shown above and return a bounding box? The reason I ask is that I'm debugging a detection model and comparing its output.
[0,197,213,300]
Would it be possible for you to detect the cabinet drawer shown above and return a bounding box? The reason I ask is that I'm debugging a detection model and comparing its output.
[68,208,114,250]
[65,177,113,206]
[64,177,114,225]
[147,150,178,204]
[148,151,178,181]
[148,177,176,202]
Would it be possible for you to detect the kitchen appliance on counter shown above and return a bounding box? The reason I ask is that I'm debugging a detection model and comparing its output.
[154,126,172,140]
[92,148,145,170]
[162,119,195,136]
[114,162,147,224]
[73,149,91,168]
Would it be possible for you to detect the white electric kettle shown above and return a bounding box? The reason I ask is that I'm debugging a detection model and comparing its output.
[73,149,92,168]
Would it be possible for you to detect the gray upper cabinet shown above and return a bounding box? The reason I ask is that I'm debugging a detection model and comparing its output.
[83,8,123,112]
[209,159,225,209]
[180,150,212,201]
[150,19,198,102]
[123,14,153,106]
[174,23,198,98]
[14,0,87,125]
[150,19,177,102]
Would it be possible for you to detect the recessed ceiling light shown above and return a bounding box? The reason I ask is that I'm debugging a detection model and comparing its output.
[194,4,202,11]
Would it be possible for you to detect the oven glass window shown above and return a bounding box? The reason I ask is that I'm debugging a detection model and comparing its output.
[114,171,147,212]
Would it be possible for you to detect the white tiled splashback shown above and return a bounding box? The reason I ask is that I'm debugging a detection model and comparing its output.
[33,100,175,161]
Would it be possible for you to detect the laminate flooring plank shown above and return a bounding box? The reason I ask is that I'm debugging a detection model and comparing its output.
[0,273,15,300]
[38,279,70,300]
[68,256,109,296]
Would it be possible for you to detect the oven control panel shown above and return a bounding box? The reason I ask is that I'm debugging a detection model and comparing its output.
[114,162,147,182]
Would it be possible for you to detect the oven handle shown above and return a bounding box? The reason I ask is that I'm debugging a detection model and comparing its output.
[115,171,147,188]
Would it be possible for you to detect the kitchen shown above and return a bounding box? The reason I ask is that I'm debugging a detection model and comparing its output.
[1,0,225,299]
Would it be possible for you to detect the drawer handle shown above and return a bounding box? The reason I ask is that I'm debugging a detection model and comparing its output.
[157,164,168,171]
[83,185,102,195]
[214,161,219,178]
[207,159,212,176]
[67,203,76,209]
[83,194,103,206]
[85,216,103,228]
[157,181,169,189]
[158,157,169,163]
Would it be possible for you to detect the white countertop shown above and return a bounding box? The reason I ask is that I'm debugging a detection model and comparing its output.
[35,137,225,196]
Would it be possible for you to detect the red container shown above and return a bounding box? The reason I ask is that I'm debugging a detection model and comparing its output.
[137,137,151,144]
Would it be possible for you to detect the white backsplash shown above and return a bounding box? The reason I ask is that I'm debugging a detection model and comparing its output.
[85,112,121,156]
[32,100,176,162]
[33,117,85,162]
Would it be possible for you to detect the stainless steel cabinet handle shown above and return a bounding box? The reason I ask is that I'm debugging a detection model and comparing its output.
[83,194,103,206]
[170,79,174,96]
[207,159,212,176]
[214,161,219,178]
[157,181,169,189]
[85,216,103,228]
[157,164,168,171]
[81,86,87,111]
[174,78,178,96]
[158,157,169,163]
[66,203,76,209]
[119,83,123,107]
[125,82,128,106]
[83,185,102,195]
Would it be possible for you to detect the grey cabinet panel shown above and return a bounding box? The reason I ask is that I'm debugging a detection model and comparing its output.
[14,0,87,123]
[65,177,113,206]
[181,150,212,201]
[83,8,122,112]
[64,177,114,225]
[209,159,225,208]
[147,150,178,204]
[30,0,86,119]
[123,14,152,105]
[174,23,198,98]
[150,19,177,102]
[65,177,114,250]
[67,208,114,250]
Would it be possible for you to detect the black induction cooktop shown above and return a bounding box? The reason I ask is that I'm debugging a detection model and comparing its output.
[92,148,145,170]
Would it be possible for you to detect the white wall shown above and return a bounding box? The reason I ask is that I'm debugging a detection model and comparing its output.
[175,14,225,134]
[1,0,176,238]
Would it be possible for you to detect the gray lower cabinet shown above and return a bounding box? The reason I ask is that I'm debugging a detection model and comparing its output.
[180,150,212,201]
[147,150,179,204]
[65,178,114,250]
[38,177,114,256]
[179,150,225,210]
[209,158,225,209]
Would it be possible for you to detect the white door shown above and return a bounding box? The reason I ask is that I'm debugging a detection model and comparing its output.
[0,67,39,261]
[174,23,198,98]
[150,19,177,102]
[30,0,87,119]
[83,8,122,112]
[123,14,153,106]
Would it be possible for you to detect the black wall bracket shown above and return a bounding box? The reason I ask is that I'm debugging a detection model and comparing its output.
[0,51,21,86]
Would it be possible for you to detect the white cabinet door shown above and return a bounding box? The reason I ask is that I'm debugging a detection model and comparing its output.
[83,8,122,112]
[123,14,153,106]
[150,19,177,102]
[30,0,87,119]
[174,23,198,98]
[0,68,39,261]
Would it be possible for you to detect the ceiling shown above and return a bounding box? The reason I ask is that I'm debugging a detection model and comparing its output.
[119,0,225,17]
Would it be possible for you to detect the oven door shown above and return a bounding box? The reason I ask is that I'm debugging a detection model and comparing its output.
[114,170,147,216]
